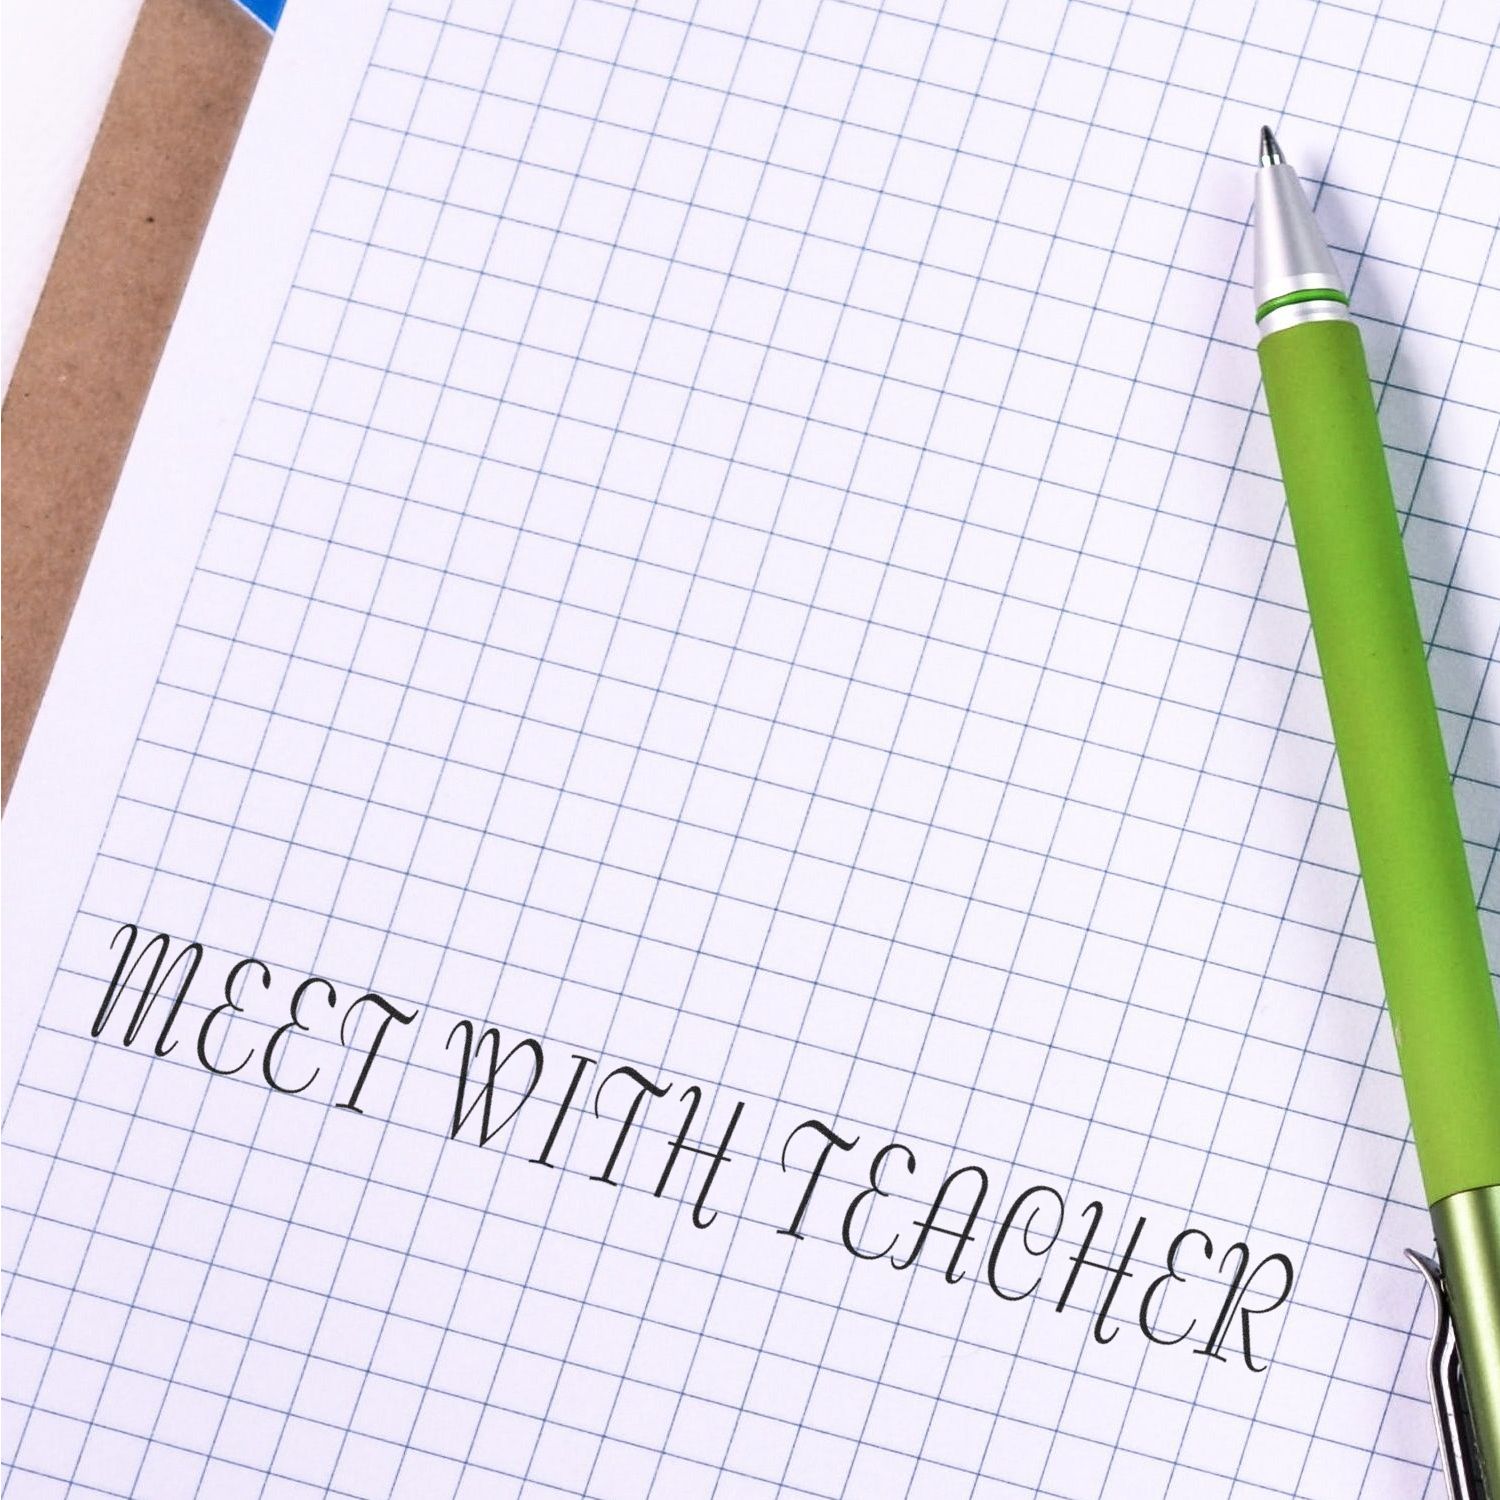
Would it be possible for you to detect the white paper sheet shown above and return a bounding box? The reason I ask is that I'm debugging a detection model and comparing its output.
[6,2,1499,1496]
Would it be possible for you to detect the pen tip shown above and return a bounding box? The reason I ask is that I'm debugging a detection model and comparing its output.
[1259,125,1285,166]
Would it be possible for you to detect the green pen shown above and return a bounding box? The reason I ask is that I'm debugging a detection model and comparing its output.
[1253,127,1500,1499]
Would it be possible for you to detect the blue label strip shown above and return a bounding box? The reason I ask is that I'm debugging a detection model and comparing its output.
[232,0,286,29]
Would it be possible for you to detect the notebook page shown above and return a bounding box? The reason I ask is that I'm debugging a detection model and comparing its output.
[5,2,1499,1497]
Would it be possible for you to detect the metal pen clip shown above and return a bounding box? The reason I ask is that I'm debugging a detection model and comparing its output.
[1408,1248,1490,1500]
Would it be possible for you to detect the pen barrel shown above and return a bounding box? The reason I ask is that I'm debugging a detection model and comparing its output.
[1259,317,1500,1208]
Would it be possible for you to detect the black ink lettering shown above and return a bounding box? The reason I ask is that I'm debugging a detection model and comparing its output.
[337,993,417,1114]
[532,1053,595,1168]
[986,1185,1064,1301]
[592,1064,669,1185]
[195,956,265,1076]
[841,1143,917,1261]
[92,925,202,1056]
[263,976,338,1095]
[446,1021,544,1144]
[891,1164,988,1283]
[653,1085,744,1229]
[1138,1229,1213,1347]
[1054,1203,1147,1345]
[1197,1247,1295,1372]
[778,1118,860,1240]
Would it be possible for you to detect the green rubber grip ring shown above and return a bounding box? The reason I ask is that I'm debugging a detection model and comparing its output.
[1255,287,1350,322]
[1260,318,1500,1207]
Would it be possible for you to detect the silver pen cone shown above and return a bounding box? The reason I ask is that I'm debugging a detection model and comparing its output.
[1252,127,1349,337]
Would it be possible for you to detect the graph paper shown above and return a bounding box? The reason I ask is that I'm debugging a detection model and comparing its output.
[5,0,1498,1495]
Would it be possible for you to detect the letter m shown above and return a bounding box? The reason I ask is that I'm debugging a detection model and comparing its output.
[91,925,203,1055]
